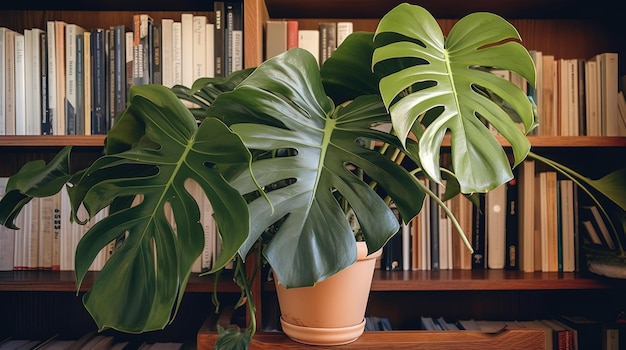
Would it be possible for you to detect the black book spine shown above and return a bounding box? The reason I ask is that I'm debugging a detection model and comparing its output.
[214,2,225,77]
[505,176,519,270]
[471,193,486,269]
[429,180,440,271]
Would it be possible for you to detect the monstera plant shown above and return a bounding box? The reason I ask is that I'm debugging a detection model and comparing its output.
[1,3,624,349]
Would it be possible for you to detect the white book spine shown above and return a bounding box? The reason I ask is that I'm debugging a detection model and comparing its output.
[14,33,26,135]
[336,21,353,46]
[24,29,33,135]
[161,19,174,88]
[181,14,194,88]
[206,23,215,78]
[298,30,319,66]
[30,28,43,135]
[192,15,207,81]
[232,29,242,72]
[46,21,57,135]
[172,21,182,86]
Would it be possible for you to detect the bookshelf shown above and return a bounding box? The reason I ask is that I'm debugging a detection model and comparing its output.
[1,0,626,349]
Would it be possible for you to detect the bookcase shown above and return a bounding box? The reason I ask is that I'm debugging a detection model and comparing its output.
[2,0,626,349]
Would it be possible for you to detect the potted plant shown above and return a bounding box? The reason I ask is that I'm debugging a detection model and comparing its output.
[1,3,624,349]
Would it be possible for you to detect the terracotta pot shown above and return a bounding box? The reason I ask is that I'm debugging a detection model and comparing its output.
[274,241,382,346]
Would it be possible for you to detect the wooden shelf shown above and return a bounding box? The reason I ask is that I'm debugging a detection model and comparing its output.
[259,269,626,292]
[0,135,624,148]
[197,328,545,350]
[0,270,241,293]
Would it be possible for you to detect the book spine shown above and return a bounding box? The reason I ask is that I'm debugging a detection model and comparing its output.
[91,29,107,135]
[112,25,127,127]
[172,21,182,85]
[14,33,26,135]
[45,22,56,135]
[429,179,440,271]
[471,193,486,269]
[108,28,116,133]
[150,22,161,85]
[65,25,80,135]
[181,13,194,87]
[4,29,15,135]
[286,20,298,50]
[83,31,91,135]
[161,19,174,87]
[75,33,84,135]
[29,29,42,136]
[318,22,336,66]
[229,1,243,72]
[213,2,225,77]
[192,15,207,81]
[40,31,50,135]
[505,177,519,270]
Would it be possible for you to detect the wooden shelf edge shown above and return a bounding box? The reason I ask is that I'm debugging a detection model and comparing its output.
[0,270,241,292]
[0,135,624,148]
[197,327,545,350]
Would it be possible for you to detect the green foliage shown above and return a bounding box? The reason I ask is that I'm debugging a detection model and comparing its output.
[1,3,623,350]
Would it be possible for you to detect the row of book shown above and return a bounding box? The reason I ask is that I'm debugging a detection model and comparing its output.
[378,160,618,273]
[0,1,243,136]
[496,50,626,137]
[265,19,353,67]
[0,177,223,273]
[419,315,625,350]
[0,331,191,349]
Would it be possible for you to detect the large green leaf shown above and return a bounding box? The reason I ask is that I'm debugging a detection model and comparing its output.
[208,48,426,288]
[68,85,253,333]
[373,4,536,193]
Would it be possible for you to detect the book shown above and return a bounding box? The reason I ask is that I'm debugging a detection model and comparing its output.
[90,28,107,135]
[559,179,575,272]
[192,15,207,80]
[206,22,215,77]
[22,29,32,136]
[161,18,174,87]
[585,58,601,136]
[4,28,16,135]
[14,32,26,136]
[65,23,86,135]
[538,171,558,272]
[471,193,486,270]
[180,13,194,87]
[228,1,243,72]
[594,52,623,136]
[75,33,85,135]
[111,25,127,128]
[429,179,440,271]
[172,21,182,85]
[82,31,91,136]
[286,20,298,50]
[297,29,319,66]
[150,22,161,85]
[133,14,153,86]
[486,183,506,269]
[336,21,353,47]
[39,30,51,135]
[518,160,537,272]
[541,54,557,136]
[504,177,519,270]
[382,206,403,271]
[54,21,67,135]
[213,2,225,77]
[30,28,44,136]
[266,20,287,60]
[0,27,8,135]
[318,22,337,66]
